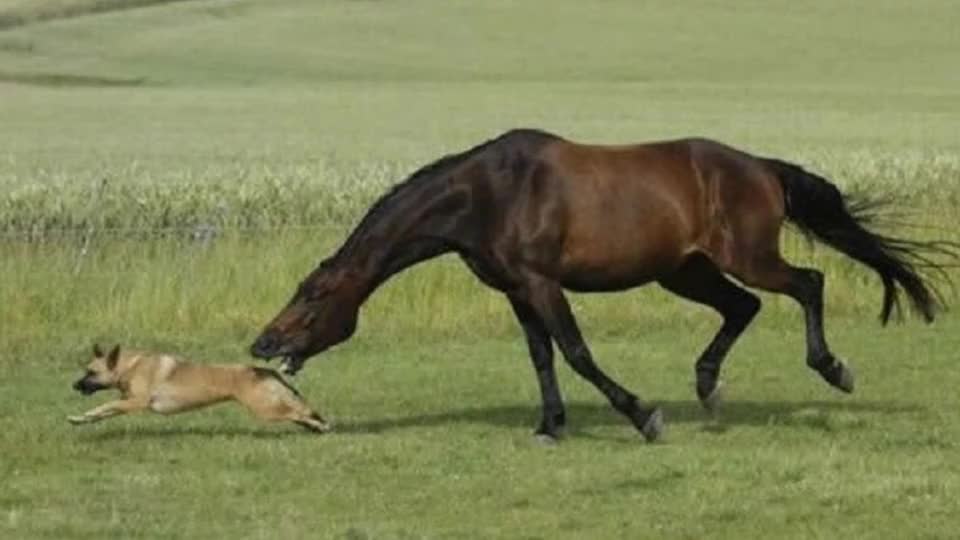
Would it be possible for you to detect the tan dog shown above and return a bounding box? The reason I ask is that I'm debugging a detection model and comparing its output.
[69,344,330,433]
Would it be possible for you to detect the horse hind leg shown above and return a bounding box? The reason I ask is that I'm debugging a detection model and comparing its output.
[731,255,854,393]
[659,253,761,411]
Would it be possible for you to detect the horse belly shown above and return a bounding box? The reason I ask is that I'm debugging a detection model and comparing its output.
[556,223,689,291]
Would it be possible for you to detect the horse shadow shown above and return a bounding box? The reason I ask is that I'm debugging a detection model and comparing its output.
[334,399,922,437]
[78,399,921,442]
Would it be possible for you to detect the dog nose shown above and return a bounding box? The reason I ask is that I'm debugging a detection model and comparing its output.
[72,379,84,391]
[250,333,278,358]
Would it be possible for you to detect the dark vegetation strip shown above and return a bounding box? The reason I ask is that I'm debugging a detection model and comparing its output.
[0,69,147,87]
[0,0,205,31]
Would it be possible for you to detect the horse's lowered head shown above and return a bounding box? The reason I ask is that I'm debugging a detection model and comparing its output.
[250,263,361,375]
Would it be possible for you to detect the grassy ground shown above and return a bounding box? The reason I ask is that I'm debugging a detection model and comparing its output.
[6,327,960,539]
[2,0,960,538]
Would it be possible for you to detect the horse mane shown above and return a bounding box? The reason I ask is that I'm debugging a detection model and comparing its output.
[325,129,557,265]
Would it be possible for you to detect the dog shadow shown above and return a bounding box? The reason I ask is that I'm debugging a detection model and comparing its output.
[80,424,324,442]
[334,399,922,437]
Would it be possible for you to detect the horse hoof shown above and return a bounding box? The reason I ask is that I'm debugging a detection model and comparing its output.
[817,360,854,394]
[640,408,664,443]
[534,432,560,446]
[833,362,855,393]
[700,380,725,413]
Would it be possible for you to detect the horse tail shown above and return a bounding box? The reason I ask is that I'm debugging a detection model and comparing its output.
[765,157,954,324]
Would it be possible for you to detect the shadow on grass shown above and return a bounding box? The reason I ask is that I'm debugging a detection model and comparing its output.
[76,399,922,442]
[335,399,923,436]
[80,424,326,442]
[0,70,148,88]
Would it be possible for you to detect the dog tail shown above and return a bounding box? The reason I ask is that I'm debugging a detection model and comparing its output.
[252,367,303,398]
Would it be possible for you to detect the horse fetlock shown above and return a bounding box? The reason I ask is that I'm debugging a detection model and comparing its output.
[806,352,834,371]
[695,367,720,399]
[698,380,725,412]
[535,408,566,440]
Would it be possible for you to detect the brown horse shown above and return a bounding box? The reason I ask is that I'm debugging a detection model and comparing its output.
[250,129,950,443]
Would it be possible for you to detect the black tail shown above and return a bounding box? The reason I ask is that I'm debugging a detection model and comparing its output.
[766,158,955,324]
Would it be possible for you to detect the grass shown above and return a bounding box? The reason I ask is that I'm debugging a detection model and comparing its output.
[2,0,960,538]
[6,327,960,538]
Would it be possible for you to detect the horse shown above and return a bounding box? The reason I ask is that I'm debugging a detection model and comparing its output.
[250,128,951,443]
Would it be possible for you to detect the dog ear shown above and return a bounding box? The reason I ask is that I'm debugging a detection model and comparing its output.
[93,343,104,358]
[106,345,121,370]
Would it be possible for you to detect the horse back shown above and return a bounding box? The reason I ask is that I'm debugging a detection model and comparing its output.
[491,137,782,289]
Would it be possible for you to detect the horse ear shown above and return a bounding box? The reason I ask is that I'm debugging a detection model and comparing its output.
[93,343,104,358]
[106,345,121,369]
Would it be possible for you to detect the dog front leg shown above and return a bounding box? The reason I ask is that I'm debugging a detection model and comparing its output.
[68,400,145,425]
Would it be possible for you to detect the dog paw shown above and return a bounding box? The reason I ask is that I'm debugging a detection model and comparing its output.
[67,415,88,425]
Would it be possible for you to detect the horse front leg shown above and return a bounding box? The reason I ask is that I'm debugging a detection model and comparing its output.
[507,294,566,443]
[516,276,664,442]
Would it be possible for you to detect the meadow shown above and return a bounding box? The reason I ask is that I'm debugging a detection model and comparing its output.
[2,1,960,538]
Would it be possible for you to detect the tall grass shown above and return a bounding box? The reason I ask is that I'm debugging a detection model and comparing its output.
[4,150,958,363]
[3,149,960,236]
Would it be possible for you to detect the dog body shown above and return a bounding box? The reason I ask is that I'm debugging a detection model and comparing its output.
[70,344,329,432]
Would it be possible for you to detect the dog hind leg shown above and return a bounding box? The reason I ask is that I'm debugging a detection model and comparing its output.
[238,377,330,433]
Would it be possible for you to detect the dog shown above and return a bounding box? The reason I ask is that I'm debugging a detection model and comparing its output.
[69,343,330,433]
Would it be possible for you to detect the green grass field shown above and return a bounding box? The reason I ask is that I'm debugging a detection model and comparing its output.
[2,1,960,538]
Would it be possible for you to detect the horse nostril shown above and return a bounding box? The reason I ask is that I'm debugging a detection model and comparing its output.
[251,334,278,357]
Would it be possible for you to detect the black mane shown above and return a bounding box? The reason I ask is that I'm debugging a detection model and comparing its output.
[325,129,557,265]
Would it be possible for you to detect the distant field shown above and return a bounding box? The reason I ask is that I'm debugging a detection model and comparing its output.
[0,0,193,29]
[2,1,960,538]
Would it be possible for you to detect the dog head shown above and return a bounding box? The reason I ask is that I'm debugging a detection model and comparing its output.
[73,344,121,395]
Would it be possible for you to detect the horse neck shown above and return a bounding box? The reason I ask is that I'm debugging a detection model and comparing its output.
[330,179,471,300]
